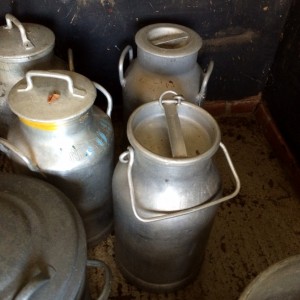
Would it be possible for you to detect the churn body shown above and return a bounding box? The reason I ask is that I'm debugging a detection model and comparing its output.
[112,98,240,292]
[5,70,114,246]
[119,23,214,120]
[0,14,65,136]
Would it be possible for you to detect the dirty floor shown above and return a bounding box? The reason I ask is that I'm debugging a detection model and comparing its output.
[86,113,300,300]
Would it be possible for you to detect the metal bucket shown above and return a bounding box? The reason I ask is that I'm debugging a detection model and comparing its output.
[239,255,300,300]
[112,91,240,292]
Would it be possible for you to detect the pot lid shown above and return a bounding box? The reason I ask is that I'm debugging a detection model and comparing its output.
[0,173,87,300]
[135,23,202,58]
[8,70,97,123]
[0,14,55,62]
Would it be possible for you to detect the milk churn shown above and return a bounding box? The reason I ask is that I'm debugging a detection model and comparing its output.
[118,23,214,120]
[112,91,240,292]
[0,13,66,136]
[0,69,114,246]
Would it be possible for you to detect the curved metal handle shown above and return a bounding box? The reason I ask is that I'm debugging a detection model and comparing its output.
[4,13,34,50]
[18,70,86,98]
[15,265,55,300]
[118,45,133,87]
[159,91,187,158]
[0,138,40,173]
[119,142,240,223]
[93,82,113,118]
[87,259,112,300]
[196,60,214,106]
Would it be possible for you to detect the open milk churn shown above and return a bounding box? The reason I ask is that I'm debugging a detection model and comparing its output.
[0,69,114,246]
[112,91,241,292]
[0,13,66,136]
[118,23,214,120]
[0,173,112,300]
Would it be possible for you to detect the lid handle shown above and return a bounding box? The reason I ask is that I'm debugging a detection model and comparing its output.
[4,14,34,50]
[15,264,55,300]
[159,91,187,158]
[18,70,87,98]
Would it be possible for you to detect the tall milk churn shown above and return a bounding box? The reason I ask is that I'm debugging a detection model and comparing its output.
[0,70,114,246]
[118,23,214,120]
[0,13,66,136]
[112,91,240,292]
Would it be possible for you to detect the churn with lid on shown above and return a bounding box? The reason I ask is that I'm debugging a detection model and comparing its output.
[118,23,214,120]
[0,13,66,136]
[0,69,114,246]
[112,91,241,292]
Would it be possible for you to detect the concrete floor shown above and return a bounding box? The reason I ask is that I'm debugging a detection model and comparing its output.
[87,113,300,300]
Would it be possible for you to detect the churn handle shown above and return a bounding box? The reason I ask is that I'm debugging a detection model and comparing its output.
[118,45,134,87]
[93,82,113,118]
[196,60,214,106]
[86,259,112,300]
[0,138,41,173]
[18,70,87,98]
[120,143,241,223]
[4,13,34,50]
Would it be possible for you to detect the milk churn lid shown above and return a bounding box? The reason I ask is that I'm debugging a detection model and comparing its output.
[135,23,202,58]
[0,173,87,299]
[8,70,97,123]
[0,14,55,62]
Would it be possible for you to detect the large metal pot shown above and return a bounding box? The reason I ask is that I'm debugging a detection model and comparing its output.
[0,173,111,300]
[112,91,240,292]
[0,13,66,136]
[0,70,114,246]
[118,23,214,120]
[239,255,300,300]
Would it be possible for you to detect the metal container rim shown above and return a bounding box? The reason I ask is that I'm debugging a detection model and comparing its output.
[127,100,221,165]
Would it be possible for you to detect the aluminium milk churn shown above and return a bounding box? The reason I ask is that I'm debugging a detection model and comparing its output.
[0,70,114,246]
[112,91,240,292]
[0,13,66,136]
[118,23,214,120]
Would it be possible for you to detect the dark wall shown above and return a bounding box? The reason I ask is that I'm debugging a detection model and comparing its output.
[264,0,300,163]
[0,0,291,104]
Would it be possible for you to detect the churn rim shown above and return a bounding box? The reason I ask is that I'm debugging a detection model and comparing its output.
[127,100,221,166]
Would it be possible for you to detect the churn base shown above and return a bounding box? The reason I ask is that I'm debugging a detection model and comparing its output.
[117,259,200,293]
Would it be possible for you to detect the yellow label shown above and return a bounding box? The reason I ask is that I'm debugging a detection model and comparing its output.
[20,118,58,131]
